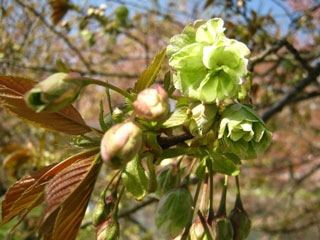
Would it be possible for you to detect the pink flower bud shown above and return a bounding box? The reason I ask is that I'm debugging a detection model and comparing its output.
[133,85,169,121]
[100,121,143,169]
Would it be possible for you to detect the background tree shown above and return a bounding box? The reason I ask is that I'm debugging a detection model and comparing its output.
[0,0,320,239]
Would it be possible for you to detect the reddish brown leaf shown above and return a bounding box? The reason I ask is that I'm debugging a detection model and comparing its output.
[0,149,98,225]
[43,156,95,220]
[39,155,102,240]
[53,158,102,240]
[50,0,70,25]
[0,75,91,135]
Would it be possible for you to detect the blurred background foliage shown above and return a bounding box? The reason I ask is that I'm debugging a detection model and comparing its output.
[0,0,320,239]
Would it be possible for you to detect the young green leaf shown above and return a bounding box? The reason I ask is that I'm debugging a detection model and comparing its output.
[162,107,190,128]
[122,155,148,200]
[163,71,171,91]
[133,49,166,93]
[99,100,108,132]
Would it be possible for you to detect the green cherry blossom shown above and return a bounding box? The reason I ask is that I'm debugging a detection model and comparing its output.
[218,104,272,159]
[167,18,250,103]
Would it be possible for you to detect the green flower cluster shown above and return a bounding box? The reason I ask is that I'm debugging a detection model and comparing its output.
[218,104,272,160]
[167,18,250,103]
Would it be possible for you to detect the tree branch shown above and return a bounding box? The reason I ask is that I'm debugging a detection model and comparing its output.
[118,197,158,218]
[262,63,320,121]
[0,59,138,78]
[157,133,193,149]
[15,0,91,72]
[249,40,286,71]
[282,40,312,72]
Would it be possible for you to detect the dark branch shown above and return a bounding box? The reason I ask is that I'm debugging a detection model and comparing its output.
[262,63,320,121]
[158,133,193,149]
[291,91,320,103]
[282,40,312,72]
[249,40,286,71]
[118,197,158,218]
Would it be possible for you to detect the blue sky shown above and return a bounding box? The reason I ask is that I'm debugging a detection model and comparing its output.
[75,0,295,33]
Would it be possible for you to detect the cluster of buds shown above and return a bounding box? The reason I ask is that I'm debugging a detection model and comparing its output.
[218,103,272,159]
[133,84,169,122]
[87,4,107,17]
[189,178,251,240]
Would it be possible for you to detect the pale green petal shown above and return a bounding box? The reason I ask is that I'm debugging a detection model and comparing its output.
[241,122,252,131]
[253,122,265,142]
[169,43,205,71]
[242,131,254,142]
[230,129,245,141]
[219,118,229,138]
[175,69,207,100]
[198,73,218,103]
[252,130,272,156]
[166,25,196,58]
[195,18,225,44]
[227,39,250,57]
[203,45,240,70]
[219,104,272,159]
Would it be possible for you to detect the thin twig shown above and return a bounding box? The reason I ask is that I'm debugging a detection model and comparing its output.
[262,63,320,121]
[118,197,158,218]
[0,59,139,78]
[15,0,91,71]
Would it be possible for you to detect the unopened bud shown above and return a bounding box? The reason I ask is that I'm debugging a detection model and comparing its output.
[190,218,205,240]
[24,72,83,112]
[96,217,119,240]
[93,191,117,227]
[133,85,169,121]
[215,217,234,240]
[115,6,129,22]
[100,121,143,169]
[228,194,252,240]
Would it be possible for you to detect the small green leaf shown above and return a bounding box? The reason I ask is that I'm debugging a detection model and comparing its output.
[70,136,101,148]
[162,107,190,128]
[144,132,163,158]
[99,101,108,132]
[56,57,71,73]
[133,49,166,93]
[122,155,148,200]
[164,71,171,91]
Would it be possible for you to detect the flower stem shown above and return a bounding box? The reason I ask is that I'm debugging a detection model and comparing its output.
[216,175,228,217]
[207,159,215,223]
[81,78,135,101]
